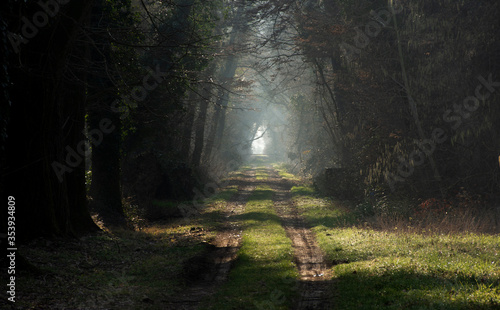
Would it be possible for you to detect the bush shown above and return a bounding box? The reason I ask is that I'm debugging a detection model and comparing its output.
[145,200,184,221]
[313,168,363,200]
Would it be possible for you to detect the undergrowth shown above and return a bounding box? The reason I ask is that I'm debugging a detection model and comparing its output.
[13,184,240,309]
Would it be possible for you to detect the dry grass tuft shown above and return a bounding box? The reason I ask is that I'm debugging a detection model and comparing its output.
[365,205,500,235]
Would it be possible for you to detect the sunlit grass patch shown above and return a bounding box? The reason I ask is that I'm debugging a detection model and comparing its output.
[273,163,301,181]
[290,185,313,196]
[292,185,356,229]
[288,180,500,309]
[205,184,238,207]
[227,166,253,179]
[255,166,269,180]
[249,155,271,165]
[324,228,500,309]
[205,185,299,310]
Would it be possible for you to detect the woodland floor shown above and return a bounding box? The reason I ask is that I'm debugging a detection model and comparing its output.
[4,159,500,309]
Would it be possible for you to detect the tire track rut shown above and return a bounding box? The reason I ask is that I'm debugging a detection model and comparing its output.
[268,168,334,310]
[164,169,256,309]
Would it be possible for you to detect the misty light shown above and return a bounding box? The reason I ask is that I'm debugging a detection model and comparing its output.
[251,126,267,154]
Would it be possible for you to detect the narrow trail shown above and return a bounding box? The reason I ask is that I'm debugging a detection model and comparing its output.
[164,169,256,310]
[166,166,334,309]
[268,168,334,310]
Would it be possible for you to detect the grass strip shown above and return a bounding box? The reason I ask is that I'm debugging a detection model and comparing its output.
[255,167,269,180]
[205,184,299,310]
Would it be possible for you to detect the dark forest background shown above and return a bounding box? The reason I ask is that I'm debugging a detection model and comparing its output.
[1,0,499,242]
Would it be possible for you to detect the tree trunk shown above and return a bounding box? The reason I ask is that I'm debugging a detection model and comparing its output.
[390,2,444,196]
[191,85,211,167]
[203,56,239,163]
[5,0,98,241]
[203,106,219,164]
[207,0,247,157]
[87,0,127,227]
[314,60,349,166]
[180,90,197,161]
[0,4,11,235]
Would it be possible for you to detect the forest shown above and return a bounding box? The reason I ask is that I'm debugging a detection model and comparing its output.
[0,0,499,309]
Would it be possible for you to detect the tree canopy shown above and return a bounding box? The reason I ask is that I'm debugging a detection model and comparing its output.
[1,0,499,241]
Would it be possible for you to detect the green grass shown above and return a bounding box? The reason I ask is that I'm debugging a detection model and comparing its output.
[288,184,500,309]
[248,155,272,165]
[321,228,500,309]
[273,163,301,181]
[205,185,299,310]
[19,165,500,309]
[207,184,239,203]
[255,167,269,180]
[201,184,239,223]
[291,185,357,229]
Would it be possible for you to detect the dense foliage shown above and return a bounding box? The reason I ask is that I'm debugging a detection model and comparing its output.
[1,0,498,239]
[273,0,500,201]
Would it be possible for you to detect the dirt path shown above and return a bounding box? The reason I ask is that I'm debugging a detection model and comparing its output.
[267,168,334,310]
[164,169,256,309]
[166,166,333,309]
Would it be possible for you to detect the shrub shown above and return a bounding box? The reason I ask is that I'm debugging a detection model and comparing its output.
[313,168,363,200]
